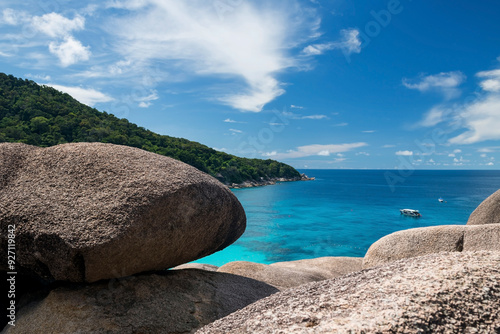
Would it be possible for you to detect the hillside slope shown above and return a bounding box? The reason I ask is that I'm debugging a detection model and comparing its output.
[0,73,301,185]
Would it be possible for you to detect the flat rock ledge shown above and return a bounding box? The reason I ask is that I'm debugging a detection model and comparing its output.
[0,143,246,282]
[217,257,363,290]
[198,251,500,334]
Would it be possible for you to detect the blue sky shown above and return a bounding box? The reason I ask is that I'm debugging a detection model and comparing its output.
[1,0,500,169]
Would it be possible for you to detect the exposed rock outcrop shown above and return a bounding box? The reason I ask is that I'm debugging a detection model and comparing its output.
[0,143,246,283]
[198,251,500,333]
[4,269,278,334]
[467,189,500,225]
[217,257,362,290]
[363,224,500,269]
[362,225,466,268]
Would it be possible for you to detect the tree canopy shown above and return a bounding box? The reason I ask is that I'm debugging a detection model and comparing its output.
[0,73,300,185]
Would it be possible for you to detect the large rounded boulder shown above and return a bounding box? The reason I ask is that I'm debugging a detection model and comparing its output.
[467,189,500,225]
[362,225,466,269]
[363,224,500,269]
[198,251,500,333]
[0,143,246,282]
[4,269,278,334]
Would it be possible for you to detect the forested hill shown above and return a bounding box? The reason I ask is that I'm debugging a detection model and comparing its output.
[0,73,300,185]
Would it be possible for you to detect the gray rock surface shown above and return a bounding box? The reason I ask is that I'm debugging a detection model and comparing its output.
[464,223,500,252]
[363,224,500,269]
[198,251,500,333]
[468,189,500,225]
[0,143,245,282]
[218,257,362,290]
[4,269,279,334]
[362,225,466,269]
[171,263,219,272]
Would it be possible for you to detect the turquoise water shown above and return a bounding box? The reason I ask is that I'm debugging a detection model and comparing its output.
[195,170,500,266]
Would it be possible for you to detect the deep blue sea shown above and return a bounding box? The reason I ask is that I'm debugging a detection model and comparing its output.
[194,170,500,266]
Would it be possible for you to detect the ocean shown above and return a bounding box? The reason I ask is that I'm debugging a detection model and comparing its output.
[194,169,500,266]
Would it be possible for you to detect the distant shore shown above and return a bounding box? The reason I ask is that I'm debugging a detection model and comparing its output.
[228,173,314,189]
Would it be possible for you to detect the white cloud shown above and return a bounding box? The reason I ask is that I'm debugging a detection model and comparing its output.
[282,111,328,120]
[449,94,500,144]
[416,61,500,146]
[479,79,500,92]
[263,151,277,157]
[136,90,159,108]
[45,84,114,106]
[418,105,453,127]
[362,130,376,133]
[1,10,91,67]
[403,71,466,100]
[395,150,413,156]
[2,8,30,25]
[478,147,500,153]
[229,128,243,134]
[31,13,85,38]
[301,114,328,120]
[224,118,246,124]
[270,142,367,159]
[317,150,330,156]
[476,69,500,93]
[290,105,304,109]
[107,0,320,112]
[302,28,361,56]
[49,36,91,67]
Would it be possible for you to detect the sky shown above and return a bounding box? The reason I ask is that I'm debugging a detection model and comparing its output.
[1,0,500,169]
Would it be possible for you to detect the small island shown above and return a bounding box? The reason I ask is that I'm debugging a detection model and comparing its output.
[0,73,305,188]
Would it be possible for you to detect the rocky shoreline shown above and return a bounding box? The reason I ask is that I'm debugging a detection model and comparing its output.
[228,173,315,189]
[1,143,499,333]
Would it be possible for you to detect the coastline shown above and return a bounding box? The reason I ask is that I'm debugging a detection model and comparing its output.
[228,173,314,189]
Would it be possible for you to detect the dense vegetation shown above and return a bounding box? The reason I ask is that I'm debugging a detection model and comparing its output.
[0,73,300,185]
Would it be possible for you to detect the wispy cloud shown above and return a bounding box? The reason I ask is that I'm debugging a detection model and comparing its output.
[282,111,328,120]
[302,28,361,56]
[45,84,114,106]
[403,71,466,100]
[136,90,159,108]
[449,94,500,144]
[229,128,243,134]
[265,142,367,159]
[106,0,320,112]
[417,60,500,145]
[224,118,246,124]
[395,150,413,156]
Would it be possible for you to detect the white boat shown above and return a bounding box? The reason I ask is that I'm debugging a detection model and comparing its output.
[400,209,421,217]
[438,198,445,203]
